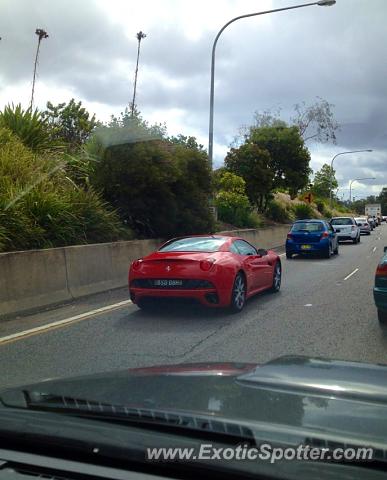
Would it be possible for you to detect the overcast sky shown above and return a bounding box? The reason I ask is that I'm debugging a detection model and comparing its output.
[1,0,386,199]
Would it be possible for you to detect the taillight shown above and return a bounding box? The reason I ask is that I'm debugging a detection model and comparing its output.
[321,231,329,238]
[200,259,215,271]
[376,263,387,276]
[287,233,292,239]
[132,259,143,270]
[351,225,355,231]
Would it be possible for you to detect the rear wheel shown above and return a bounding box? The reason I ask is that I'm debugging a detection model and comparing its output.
[286,252,293,259]
[230,273,246,313]
[378,309,387,324]
[270,261,281,293]
[323,244,331,259]
[137,298,156,312]
[333,243,339,255]
[352,237,357,244]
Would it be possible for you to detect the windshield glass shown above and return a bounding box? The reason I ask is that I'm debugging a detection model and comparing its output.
[291,222,324,232]
[159,237,226,252]
[331,218,353,225]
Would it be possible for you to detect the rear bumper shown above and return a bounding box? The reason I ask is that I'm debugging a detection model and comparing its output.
[129,286,230,308]
[286,238,329,254]
[336,232,357,240]
[374,286,387,311]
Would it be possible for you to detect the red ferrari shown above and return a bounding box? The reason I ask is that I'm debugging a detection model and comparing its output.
[128,235,281,312]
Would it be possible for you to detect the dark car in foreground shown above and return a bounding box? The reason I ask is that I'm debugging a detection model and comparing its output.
[129,235,281,313]
[374,246,387,323]
[1,357,387,479]
[286,219,339,259]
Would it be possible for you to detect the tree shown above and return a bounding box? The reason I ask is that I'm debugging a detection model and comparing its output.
[291,97,339,144]
[225,142,274,211]
[312,163,338,198]
[214,172,253,227]
[248,126,311,199]
[43,99,99,152]
[238,98,339,146]
[90,115,213,238]
[378,187,387,215]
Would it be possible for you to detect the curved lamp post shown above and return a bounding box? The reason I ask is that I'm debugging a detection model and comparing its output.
[329,149,373,207]
[349,177,375,203]
[208,0,336,168]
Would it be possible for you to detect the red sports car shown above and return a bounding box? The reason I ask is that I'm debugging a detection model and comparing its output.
[128,235,281,312]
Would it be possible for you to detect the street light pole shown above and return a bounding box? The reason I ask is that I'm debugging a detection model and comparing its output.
[329,149,373,207]
[208,0,336,169]
[349,177,376,203]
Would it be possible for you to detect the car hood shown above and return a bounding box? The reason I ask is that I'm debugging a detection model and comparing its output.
[2,356,387,446]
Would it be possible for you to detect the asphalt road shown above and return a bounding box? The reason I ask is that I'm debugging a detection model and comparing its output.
[1,224,386,389]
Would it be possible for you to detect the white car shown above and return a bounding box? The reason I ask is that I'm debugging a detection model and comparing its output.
[355,217,371,235]
[330,217,361,244]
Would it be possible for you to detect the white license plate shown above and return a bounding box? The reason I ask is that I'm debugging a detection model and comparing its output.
[154,279,183,286]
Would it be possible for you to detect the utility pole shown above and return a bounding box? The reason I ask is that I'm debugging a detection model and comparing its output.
[30,28,49,110]
[130,31,146,116]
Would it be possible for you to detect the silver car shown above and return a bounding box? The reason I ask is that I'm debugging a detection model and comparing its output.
[330,217,361,244]
[355,217,371,235]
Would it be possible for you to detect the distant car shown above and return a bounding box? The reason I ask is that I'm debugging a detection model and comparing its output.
[330,217,360,244]
[355,217,371,235]
[368,217,376,230]
[382,215,387,223]
[129,235,281,313]
[374,246,387,324]
[286,219,339,259]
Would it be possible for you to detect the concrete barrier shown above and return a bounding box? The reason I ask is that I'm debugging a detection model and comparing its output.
[0,226,289,318]
[218,225,291,250]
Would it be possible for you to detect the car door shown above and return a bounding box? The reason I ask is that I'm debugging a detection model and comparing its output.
[233,240,272,291]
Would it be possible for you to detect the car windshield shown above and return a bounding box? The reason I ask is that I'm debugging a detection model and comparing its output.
[159,237,226,252]
[331,218,353,225]
[292,222,324,232]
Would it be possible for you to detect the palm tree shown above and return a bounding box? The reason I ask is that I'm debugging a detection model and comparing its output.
[30,28,49,109]
[130,31,146,116]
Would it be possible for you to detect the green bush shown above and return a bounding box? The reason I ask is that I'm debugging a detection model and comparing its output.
[293,203,314,220]
[324,209,333,220]
[0,128,129,252]
[266,200,290,223]
[216,191,252,228]
[0,104,59,153]
[316,200,325,214]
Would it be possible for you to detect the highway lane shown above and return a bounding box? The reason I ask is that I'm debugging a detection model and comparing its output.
[0,224,386,389]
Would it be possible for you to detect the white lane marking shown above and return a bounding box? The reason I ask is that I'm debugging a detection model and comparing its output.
[304,304,313,307]
[343,268,359,281]
[372,246,377,253]
[279,253,286,257]
[0,299,132,345]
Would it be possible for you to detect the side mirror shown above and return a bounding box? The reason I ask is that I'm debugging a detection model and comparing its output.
[257,248,268,257]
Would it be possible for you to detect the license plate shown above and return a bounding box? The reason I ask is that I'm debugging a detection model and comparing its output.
[301,245,312,250]
[154,279,183,287]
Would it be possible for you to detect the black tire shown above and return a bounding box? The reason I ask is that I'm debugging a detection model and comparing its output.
[286,252,293,259]
[230,272,246,313]
[358,235,361,243]
[137,298,155,312]
[333,243,339,255]
[323,245,331,259]
[378,309,387,324]
[270,261,282,293]
[352,238,357,244]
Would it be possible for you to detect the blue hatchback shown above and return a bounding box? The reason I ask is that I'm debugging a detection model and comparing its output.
[286,219,339,259]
